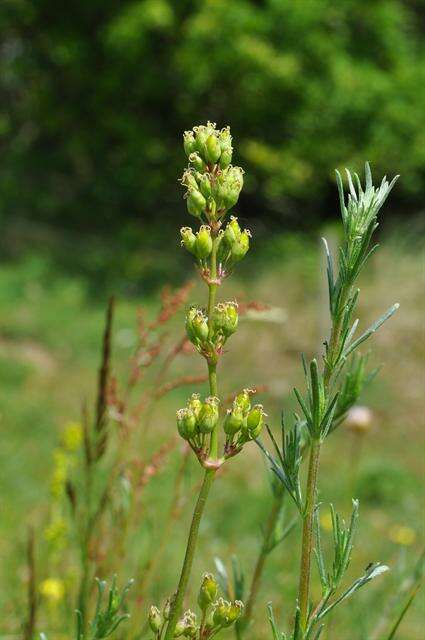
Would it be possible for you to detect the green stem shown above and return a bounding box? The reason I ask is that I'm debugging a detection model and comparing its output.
[163,468,216,640]
[297,439,321,631]
[164,234,220,639]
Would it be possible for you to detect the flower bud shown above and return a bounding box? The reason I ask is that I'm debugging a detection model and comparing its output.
[219,147,233,169]
[198,397,220,434]
[212,598,230,627]
[186,188,206,217]
[181,611,198,638]
[185,308,208,344]
[183,131,197,157]
[194,125,210,154]
[205,134,221,164]
[181,169,199,191]
[177,408,197,440]
[188,152,205,172]
[223,405,244,436]
[187,393,202,419]
[195,225,213,259]
[180,227,197,254]
[231,229,250,262]
[198,174,212,198]
[213,302,238,337]
[198,573,218,611]
[223,216,242,245]
[226,601,244,624]
[174,618,186,637]
[234,388,253,413]
[148,605,163,633]
[219,128,233,168]
[246,404,265,439]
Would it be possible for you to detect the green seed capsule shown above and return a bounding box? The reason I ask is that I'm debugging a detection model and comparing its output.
[176,408,197,439]
[234,388,252,413]
[148,605,163,633]
[195,225,213,259]
[198,397,219,434]
[188,152,205,172]
[231,229,250,262]
[226,601,244,624]
[212,598,231,627]
[187,189,206,217]
[191,311,209,342]
[187,393,202,419]
[199,174,212,198]
[180,227,197,254]
[183,131,197,157]
[198,573,218,611]
[185,307,199,342]
[247,404,265,438]
[205,134,221,164]
[223,405,244,436]
[219,147,233,169]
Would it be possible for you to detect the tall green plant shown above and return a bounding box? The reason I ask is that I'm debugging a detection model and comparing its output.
[148,122,266,640]
[262,164,399,639]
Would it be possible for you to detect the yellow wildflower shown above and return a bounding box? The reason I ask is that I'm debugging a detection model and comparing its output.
[44,516,68,548]
[389,525,416,546]
[62,421,83,452]
[39,578,65,602]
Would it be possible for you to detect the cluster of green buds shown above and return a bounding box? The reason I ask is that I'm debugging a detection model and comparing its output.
[176,390,265,465]
[176,394,220,454]
[148,602,197,639]
[185,302,238,358]
[181,122,244,221]
[224,388,266,456]
[148,574,243,639]
[180,217,250,275]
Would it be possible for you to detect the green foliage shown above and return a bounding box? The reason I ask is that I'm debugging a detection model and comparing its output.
[1,0,423,242]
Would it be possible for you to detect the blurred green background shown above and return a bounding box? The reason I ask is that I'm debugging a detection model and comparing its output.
[0,0,424,637]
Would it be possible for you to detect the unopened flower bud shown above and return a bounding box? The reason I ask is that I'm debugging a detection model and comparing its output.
[224,404,244,436]
[177,408,197,440]
[198,174,212,198]
[187,393,202,419]
[226,601,244,624]
[205,134,221,164]
[180,227,197,254]
[181,170,199,191]
[194,125,210,154]
[182,611,198,638]
[231,229,250,262]
[195,225,213,259]
[198,397,220,434]
[183,131,197,157]
[186,308,208,344]
[219,147,233,169]
[212,598,231,627]
[198,573,218,611]
[246,404,265,439]
[188,152,205,172]
[174,618,186,637]
[223,217,242,245]
[187,188,206,217]
[148,605,163,633]
[213,302,238,337]
[235,388,253,413]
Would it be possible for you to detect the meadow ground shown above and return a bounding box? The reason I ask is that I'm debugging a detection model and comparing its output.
[0,225,423,638]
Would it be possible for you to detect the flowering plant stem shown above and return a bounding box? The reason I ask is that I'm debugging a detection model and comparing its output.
[164,236,219,640]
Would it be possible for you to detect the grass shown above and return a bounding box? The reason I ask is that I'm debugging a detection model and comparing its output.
[0,227,423,638]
